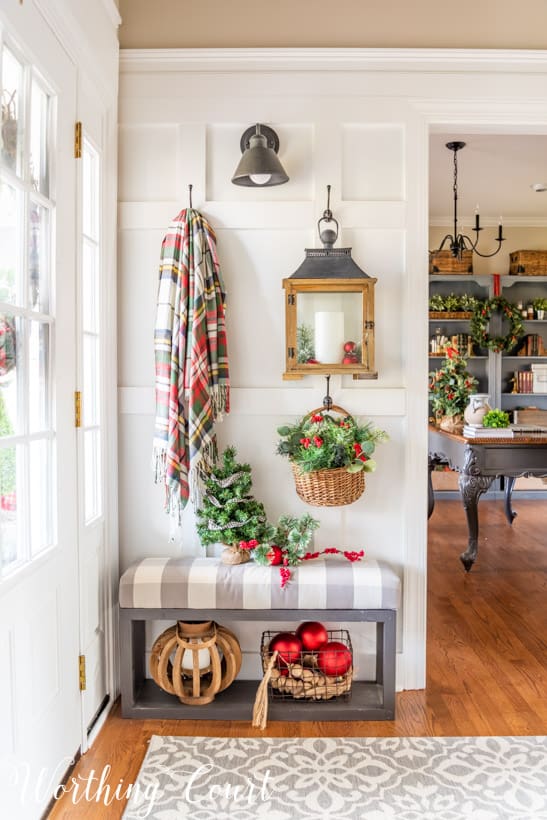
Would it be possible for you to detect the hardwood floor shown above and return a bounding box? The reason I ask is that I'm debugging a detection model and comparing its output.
[48,500,547,818]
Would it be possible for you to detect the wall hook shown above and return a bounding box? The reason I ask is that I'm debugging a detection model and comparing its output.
[188,184,193,209]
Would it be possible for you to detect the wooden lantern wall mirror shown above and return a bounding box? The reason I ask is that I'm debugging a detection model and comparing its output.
[282,187,378,381]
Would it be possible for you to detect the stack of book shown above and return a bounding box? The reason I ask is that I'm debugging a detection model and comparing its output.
[463,424,547,439]
[513,370,534,394]
[517,334,546,356]
[463,425,514,438]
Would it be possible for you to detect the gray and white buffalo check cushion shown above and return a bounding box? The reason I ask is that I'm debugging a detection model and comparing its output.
[119,556,400,610]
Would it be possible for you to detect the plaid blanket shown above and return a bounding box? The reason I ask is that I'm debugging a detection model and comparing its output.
[153,209,229,521]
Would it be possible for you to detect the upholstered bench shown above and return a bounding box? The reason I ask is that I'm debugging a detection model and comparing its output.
[119,555,400,721]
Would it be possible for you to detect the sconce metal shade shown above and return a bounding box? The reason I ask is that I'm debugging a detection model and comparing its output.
[231,124,289,187]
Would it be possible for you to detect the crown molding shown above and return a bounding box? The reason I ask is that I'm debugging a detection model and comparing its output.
[119,47,547,74]
[99,0,122,29]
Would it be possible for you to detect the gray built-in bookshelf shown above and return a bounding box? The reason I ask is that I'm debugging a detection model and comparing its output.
[429,273,547,495]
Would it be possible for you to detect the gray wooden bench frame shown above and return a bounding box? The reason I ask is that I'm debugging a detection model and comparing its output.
[120,606,396,721]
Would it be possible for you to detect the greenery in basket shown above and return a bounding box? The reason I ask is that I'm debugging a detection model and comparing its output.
[276,411,388,474]
[429,347,478,418]
[196,446,271,547]
[482,409,511,428]
[429,293,480,313]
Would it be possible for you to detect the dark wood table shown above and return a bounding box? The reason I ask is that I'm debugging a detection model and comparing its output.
[428,426,547,571]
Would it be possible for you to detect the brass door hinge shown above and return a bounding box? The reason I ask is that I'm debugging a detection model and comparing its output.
[75,391,82,427]
[79,655,86,691]
[74,122,82,159]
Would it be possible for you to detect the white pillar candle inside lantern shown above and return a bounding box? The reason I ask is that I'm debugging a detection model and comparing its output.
[181,647,211,672]
[314,311,344,363]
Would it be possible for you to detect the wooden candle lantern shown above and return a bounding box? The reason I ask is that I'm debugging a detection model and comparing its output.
[283,186,377,381]
[150,620,242,705]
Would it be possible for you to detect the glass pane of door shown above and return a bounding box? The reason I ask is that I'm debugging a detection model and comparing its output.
[80,137,102,525]
[30,77,49,195]
[1,46,24,175]
[28,200,50,312]
[0,443,19,571]
[0,37,55,577]
[0,182,22,305]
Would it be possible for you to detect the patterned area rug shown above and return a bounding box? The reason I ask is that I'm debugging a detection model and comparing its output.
[123,735,547,820]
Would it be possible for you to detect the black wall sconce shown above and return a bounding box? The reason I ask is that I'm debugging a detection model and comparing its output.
[231,123,289,187]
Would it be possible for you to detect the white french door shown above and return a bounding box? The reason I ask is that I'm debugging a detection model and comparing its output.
[0,4,80,818]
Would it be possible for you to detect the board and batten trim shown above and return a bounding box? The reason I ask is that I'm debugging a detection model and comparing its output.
[119,387,407,418]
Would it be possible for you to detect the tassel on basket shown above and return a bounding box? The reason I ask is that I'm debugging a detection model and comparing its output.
[252,650,279,730]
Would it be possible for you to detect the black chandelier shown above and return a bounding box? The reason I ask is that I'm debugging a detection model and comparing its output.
[436,141,505,259]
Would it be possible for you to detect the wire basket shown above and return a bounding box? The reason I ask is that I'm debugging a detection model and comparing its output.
[260,629,353,702]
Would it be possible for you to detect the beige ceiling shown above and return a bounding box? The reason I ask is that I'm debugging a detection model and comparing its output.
[118,0,547,49]
[429,134,547,222]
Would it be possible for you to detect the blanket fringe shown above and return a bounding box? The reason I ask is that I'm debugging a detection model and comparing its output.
[210,384,230,420]
[152,448,167,484]
[189,438,218,509]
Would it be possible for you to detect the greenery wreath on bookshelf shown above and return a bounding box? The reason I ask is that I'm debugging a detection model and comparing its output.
[470,296,524,353]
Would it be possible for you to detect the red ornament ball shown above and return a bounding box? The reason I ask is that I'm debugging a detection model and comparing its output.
[296,621,328,651]
[269,632,302,666]
[266,545,283,566]
[317,641,353,676]
[343,341,356,353]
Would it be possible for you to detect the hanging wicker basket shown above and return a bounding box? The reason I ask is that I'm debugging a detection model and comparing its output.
[291,462,365,507]
[288,405,366,507]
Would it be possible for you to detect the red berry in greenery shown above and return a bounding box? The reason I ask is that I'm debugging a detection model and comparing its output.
[266,545,283,566]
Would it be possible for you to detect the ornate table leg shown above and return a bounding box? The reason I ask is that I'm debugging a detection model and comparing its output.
[504,476,517,525]
[458,448,494,572]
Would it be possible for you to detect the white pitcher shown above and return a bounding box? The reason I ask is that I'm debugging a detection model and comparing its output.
[464,394,491,426]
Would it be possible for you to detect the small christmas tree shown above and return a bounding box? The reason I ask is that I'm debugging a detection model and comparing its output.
[297,324,316,363]
[429,346,478,422]
[196,447,270,549]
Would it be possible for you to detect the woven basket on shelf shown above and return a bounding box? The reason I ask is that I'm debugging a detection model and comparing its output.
[428,311,473,320]
[429,249,473,275]
[509,250,547,276]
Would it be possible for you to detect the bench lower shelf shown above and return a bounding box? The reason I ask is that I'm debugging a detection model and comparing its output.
[124,679,392,721]
[120,607,396,722]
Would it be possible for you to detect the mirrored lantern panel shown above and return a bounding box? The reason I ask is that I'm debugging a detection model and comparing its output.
[283,278,377,380]
[296,291,363,367]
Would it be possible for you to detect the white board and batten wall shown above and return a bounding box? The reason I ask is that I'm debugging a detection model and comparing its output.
[117,49,547,690]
